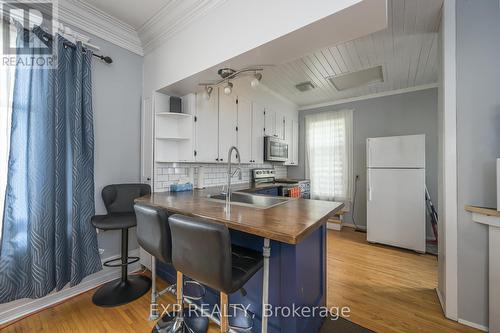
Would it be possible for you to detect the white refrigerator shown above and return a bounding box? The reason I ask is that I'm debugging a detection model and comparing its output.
[366,134,426,253]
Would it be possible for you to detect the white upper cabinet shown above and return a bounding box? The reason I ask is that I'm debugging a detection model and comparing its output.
[237,97,252,163]
[251,102,265,164]
[284,116,299,165]
[152,87,298,166]
[275,112,285,140]
[264,108,276,138]
[195,89,219,162]
[218,92,238,163]
[284,115,293,164]
[292,118,299,165]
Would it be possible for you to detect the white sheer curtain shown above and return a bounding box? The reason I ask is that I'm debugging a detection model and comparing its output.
[305,109,353,204]
[0,19,16,236]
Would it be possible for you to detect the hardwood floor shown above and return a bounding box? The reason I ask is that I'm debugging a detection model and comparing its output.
[1,228,480,332]
[327,228,479,333]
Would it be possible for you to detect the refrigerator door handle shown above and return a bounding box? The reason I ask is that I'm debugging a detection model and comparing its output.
[368,171,372,201]
[367,139,371,167]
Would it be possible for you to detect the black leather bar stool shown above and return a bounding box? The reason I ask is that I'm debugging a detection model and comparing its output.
[169,214,263,333]
[90,184,152,307]
[135,203,209,333]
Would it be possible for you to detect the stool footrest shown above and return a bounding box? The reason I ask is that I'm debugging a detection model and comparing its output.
[183,280,206,301]
[227,304,255,332]
[103,256,140,268]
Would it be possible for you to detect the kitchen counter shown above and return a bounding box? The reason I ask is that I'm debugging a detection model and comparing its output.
[135,184,343,244]
[136,184,342,333]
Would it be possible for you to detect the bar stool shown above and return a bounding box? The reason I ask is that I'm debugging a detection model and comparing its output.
[91,184,151,307]
[135,203,209,333]
[169,214,263,332]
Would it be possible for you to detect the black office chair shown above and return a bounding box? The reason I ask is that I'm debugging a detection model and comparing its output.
[169,214,263,332]
[91,183,152,307]
[135,203,208,333]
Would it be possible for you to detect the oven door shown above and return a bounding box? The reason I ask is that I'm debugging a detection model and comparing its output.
[265,136,288,162]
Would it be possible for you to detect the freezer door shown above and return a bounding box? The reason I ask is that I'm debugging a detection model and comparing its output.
[367,168,426,252]
[367,134,425,168]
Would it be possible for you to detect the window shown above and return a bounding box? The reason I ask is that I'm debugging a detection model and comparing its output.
[305,109,353,203]
[0,20,16,236]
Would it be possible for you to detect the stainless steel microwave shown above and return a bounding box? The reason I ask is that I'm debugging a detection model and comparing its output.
[264,136,288,162]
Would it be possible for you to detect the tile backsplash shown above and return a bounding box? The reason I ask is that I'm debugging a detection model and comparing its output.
[154,162,287,192]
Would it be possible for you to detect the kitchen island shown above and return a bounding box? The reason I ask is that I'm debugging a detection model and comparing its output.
[136,185,343,333]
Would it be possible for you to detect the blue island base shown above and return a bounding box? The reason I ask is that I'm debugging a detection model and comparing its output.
[156,224,327,333]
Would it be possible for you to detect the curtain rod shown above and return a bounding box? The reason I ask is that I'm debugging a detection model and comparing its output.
[35,27,113,64]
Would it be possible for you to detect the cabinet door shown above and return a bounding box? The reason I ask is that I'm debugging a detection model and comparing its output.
[275,112,285,140]
[141,97,153,185]
[292,119,299,165]
[251,102,265,164]
[195,89,219,162]
[218,92,238,163]
[284,115,293,165]
[264,108,276,137]
[237,97,252,163]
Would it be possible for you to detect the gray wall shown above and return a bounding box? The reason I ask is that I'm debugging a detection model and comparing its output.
[456,0,500,327]
[90,34,143,259]
[288,88,438,237]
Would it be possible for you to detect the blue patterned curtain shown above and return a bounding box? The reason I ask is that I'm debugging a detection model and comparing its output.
[0,27,102,302]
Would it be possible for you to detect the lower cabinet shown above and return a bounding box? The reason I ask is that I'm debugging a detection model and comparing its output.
[254,187,279,196]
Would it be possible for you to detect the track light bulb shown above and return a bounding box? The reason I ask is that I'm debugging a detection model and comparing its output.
[224,82,233,95]
[203,86,213,100]
[251,73,262,88]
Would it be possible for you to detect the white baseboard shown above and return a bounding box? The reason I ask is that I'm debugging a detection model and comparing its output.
[343,223,367,231]
[435,289,488,332]
[435,288,445,313]
[327,222,342,231]
[458,318,488,332]
[0,249,141,326]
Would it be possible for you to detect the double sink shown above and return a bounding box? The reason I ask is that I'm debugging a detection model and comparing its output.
[208,191,290,209]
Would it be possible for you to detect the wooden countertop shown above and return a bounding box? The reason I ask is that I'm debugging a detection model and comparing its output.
[135,185,344,244]
[465,205,500,217]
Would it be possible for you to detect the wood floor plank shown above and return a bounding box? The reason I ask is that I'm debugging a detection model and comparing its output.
[326,228,480,333]
[1,228,480,332]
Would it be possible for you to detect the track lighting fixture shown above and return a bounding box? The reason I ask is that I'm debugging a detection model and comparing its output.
[198,66,268,99]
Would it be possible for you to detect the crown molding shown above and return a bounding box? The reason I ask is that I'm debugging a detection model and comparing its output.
[57,0,144,55]
[138,0,228,54]
[4,0,229,56]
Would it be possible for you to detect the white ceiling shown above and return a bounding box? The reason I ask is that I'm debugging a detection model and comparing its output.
[83,0,168,29]
[261,0,443,107]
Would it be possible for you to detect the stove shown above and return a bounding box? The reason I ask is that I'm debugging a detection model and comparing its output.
[252,169,310,199]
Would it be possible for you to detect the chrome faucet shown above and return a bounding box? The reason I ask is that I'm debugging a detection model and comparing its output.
[225,146,242,215]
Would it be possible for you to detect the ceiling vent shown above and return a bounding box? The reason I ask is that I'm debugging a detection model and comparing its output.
[327,65,384,91]
[295,81,315,92]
